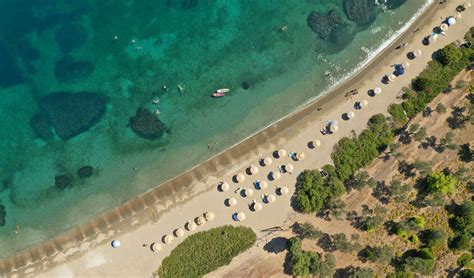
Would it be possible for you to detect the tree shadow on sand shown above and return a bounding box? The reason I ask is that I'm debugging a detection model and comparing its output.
[263,237,287,254]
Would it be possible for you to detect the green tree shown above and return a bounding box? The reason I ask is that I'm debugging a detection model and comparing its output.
[457,253,472,268]
[440,131,457,150]
[388,103,409,127]
[320,253,336,278]
[413,127,427,142]
[426,171,457,195]
[449,201,473,234]
[295,169,345,213]
[412,159,432,177]
[389,179,412,202]
[458,269,474,278]
[448,232,471,251]
[404,256,434,276]
[408,124,420,134]
[435,103,447,114]
[346,266,374,278]
[359,245,394,264]
[438,44,463,66]
[419,229,446,249]
[293,222,323,239]
[412,77,430,92]
[386,271,414,278]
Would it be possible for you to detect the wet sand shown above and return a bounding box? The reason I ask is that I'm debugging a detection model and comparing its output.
[2,1,473,277]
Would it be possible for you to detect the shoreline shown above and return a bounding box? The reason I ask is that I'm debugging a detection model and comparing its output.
[0,0,455,275]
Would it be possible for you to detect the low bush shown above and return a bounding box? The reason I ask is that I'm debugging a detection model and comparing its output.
[155,226,256,278]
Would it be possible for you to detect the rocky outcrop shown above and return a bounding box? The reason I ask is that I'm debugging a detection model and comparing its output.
[0,205,6,226]
[343,0,377,24]
[307,10,343,39]
[55,175,72,189]
[35,91,107,140]
[77,166,93,178]
[130,107,167,140]
[55,56,94,83]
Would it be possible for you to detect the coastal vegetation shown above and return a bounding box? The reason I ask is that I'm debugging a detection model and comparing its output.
[290,28,474,276]
[155,226,256,278]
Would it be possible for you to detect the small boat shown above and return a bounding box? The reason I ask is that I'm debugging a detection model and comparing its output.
[211,88,230,98]
[152,98,160,104]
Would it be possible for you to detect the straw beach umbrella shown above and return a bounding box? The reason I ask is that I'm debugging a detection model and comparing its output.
[257,180,268,189]
[252,202,263,212]
[414,49,422,57]
[440,23,449,31]
[163,235,173,244]
[195,216,206,225]
[465,2,472,9]
[151,242,162,252]
[388,74,396,82]
[374,87,382,95]
[263,157,273,166]
[428,34,437,44]
[219,182,229,192]
[311,139,321,148]
[204,212,215,221]
[277,149,287,158]
[285,163,294,173]
[174,228,185,238]
[227,197,237,207]
[243,188,254,197]
[271,171,281,180]
[347,111,355,119]
[402,61,410,69]
[296,152,305,161]
[329,125,339,133]
[234,212,246,221]
[249,164,259,175]
[277,186,289,195]
[186,221,197,231]
[447,17,456,25]
[265,194,276,204]
[235,172,245,183]
[111,240,121,248]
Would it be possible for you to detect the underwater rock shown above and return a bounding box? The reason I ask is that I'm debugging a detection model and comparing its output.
[130,107,167,140]
[77,166,93,178]
[55,56,94,83]
[307,10,342,39]
[0,205,5,226]
[30,114,53,140]
[386,0,407,10]
[39,91,107,140]
[55,175,72,189]
[343,0,377,24]
[241,81,251,90]
[55,23,88,53]
[0,43,24,88]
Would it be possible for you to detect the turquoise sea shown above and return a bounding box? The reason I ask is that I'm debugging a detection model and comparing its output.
[0,0,429,258]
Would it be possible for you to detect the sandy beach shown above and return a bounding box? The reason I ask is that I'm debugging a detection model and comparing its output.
[2,1,473,277]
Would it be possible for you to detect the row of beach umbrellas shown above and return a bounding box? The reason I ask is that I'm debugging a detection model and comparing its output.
[150,211,215,252]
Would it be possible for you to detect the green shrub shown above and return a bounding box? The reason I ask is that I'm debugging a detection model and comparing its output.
[346,266,374,278]
[295,169,345,213]
[386,271,414,278]
[448,232,471,251]
[426,171,457,195]
[408,234,419,244]
[438,44,463,66]
[286,236,335,277]
[156,226,256,278]
[458,269,474,278]
[388,103,408,127]
[360,245,394,264]
[405,216,425,231]
[419,229,446,249]
[457,253,472,268]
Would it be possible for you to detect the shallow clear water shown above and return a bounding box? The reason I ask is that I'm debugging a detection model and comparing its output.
[0,0,428,258]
